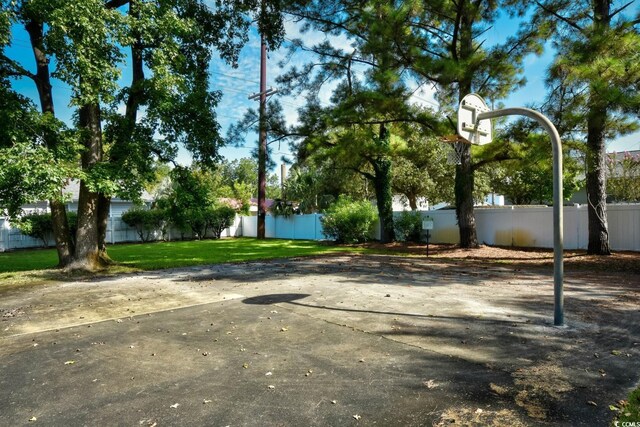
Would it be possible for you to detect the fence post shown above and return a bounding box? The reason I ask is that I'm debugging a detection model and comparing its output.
[0,218,7,252]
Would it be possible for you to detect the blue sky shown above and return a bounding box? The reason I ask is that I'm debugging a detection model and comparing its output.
[7,10,639,179]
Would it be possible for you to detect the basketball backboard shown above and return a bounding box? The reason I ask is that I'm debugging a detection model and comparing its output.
[457,93,492,145]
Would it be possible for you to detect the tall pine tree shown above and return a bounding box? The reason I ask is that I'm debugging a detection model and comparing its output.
[534,0,640,254]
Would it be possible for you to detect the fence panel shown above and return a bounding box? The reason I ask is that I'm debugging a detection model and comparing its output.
[608,204,640,251]
[1,205,638,251]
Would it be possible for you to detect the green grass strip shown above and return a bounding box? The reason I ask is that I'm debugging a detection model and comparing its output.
[0,238,363,274]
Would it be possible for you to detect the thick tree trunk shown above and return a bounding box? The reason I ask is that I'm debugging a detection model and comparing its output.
[25,18,75,266]
[50,200,74,266]
[455,143,478,247]
[97,194,113,264]
[585,0,611,255]
[585,101,611,255]
[373,159,395,243]
[94,0,146,263]
[372,124,395,243]
[72,103,105,270]
[408,195,418,211]
[453,7,478,248]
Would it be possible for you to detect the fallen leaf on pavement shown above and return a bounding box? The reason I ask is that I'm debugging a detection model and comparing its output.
[423,379,439,389]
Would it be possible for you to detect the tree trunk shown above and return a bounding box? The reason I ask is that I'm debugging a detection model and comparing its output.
[373,159,395,243]
[97,193,113,264]
[455,143,478,247]
[408,195,418,211]
[454,6,478,248]
[372,123,395,243]
[585,101,611,255]
[50,200,74,266]
[585,0,611,255]
[25,18,75,266]
[93,0,147,263]
[72,103,105,270]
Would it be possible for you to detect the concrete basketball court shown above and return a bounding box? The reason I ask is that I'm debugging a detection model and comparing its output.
[1,254,639,426]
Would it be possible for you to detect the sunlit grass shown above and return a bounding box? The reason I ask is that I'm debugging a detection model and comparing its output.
[0,237,365,276]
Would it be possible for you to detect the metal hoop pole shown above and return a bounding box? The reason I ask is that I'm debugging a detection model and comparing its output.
[477,108,564,326]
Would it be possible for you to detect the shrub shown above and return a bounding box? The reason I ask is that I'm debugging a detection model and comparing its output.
[121,208,167,242]
[321,197,377,243]
[394,211,423,242]
[207,205,236,239]
[271,199,297,217]
[183,205,236,240]
[15,212,53,247]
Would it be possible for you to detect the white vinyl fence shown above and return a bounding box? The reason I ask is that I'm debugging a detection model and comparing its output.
[0,215,243,252]
[2,204,638,252]
[237,204,640,252]
[423,204,640,251]
[241,214,324,240]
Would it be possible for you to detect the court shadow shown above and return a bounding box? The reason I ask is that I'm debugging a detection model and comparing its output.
[242,293,311,305]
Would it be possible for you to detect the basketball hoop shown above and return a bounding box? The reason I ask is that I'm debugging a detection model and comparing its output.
[457,93,492,146]
[441,136,470,165]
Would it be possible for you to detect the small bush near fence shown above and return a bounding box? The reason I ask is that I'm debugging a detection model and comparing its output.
[14,212,78,247]
[394,210,423,243]
[14,213,53,247]
[321,197,378,244]
[207,205,237,239]
[121,208,168,242]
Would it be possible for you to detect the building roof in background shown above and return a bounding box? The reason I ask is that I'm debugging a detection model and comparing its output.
[249,198,275,209]
[63,180,154,203]
[608,150,639,160]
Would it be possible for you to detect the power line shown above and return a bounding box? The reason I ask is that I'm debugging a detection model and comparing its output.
[211,70,260,85]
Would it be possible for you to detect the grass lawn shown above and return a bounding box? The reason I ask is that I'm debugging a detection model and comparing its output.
[0,238,364,274]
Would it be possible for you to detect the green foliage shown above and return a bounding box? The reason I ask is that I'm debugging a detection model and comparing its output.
[283,163,365,214]
[394,211,423,243]
[270,199,297,217]
[154,166,237,239]
[607,152,640,203]
[121,208,167,242]
[1,0,272,267]
[321,197,378,244]
[0,81,78,217]
[392,133,455,208]
[482,124,583,205]
[207,205,237,239]
[614,385,640,424]
[156,166,212,237]
[15,213,54,247]
[13,210,77,248]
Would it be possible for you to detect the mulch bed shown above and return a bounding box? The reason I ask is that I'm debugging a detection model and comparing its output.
[350,242,640,275]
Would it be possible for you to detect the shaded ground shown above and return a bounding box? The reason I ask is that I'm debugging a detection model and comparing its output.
[357,242,640,273]
[1,252,639,426]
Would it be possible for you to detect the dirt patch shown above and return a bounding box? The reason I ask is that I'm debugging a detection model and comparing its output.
[512,362,574,420]
[435,407,528,426]
[352,242,640,274]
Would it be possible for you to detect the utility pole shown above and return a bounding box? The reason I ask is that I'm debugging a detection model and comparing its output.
[248,32,277,239]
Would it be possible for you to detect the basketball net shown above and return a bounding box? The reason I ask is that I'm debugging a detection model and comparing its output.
[447,142,465,165]
[442,136,470,165]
